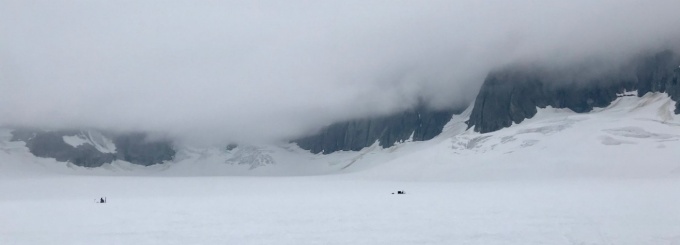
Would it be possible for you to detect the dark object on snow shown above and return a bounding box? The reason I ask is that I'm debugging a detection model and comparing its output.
[98,197,107,203]
[397,191,405,194]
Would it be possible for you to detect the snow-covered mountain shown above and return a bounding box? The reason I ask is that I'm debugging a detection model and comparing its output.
[2,91,678,180]
[2,53,680,245]
[3,50,679,177]
[2,92,680,245]
[5,129,175,168]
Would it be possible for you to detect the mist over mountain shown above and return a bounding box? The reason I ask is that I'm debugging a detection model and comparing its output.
[5,3,680,243]
[2,1,680,145]
[468,50,680,133]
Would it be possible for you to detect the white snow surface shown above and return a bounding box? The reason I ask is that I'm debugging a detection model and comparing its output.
[62,135,89,148]
[62,131,117,153]
[1,93,680,244]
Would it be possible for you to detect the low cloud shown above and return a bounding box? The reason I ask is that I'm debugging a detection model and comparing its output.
[1,0,679,144]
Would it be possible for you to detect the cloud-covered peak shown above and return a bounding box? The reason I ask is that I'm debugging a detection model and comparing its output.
[2,0,679,144]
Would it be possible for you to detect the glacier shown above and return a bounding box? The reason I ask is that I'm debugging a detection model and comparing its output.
[1,93,679,244]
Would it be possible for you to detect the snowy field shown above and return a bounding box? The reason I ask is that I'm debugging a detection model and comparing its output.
[1,176,680,245]
[2,93,680,244]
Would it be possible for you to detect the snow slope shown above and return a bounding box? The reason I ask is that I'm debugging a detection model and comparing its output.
[1,93,680,244]
[62,130,117,153]
[354,92,680,181]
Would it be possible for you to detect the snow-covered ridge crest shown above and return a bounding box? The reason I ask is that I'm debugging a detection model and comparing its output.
[62,130,116,153]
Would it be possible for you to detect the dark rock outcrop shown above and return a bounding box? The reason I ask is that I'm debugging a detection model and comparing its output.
[112,133,176,166]
[294,106,463,154]
[635,51,680,112]
[11,129,175,167]
[468,50,680,133]
[14,130,116,168]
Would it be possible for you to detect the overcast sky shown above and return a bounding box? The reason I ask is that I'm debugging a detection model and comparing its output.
[1,0,680,144]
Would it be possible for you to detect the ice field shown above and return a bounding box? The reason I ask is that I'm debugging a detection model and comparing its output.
[2,93,680,244]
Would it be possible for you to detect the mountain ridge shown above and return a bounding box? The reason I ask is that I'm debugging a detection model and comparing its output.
[4,50,680,167]
[467,50,680,133]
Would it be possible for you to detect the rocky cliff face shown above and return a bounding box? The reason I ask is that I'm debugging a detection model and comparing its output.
[294,106,462,154]
[296,51,680,154]
[467,50,680,133]
[11,129,175,167]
